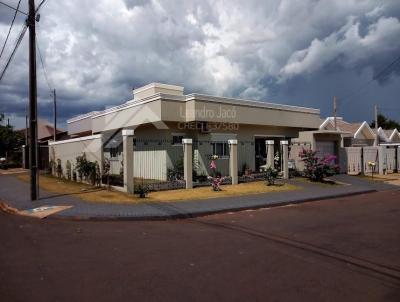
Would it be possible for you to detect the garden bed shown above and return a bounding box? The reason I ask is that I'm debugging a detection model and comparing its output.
[16,173,299,204]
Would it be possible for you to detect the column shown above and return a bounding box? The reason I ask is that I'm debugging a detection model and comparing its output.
[378,145,385,175]
[281,140,289,179]
[183,138,193,189]
[122,129,134,194]
[266,140,274,168]
[228,139,238,185]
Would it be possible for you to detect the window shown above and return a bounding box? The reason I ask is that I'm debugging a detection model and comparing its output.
[109,144,122,159]
[211,142,228,157]
[172,135,184,145]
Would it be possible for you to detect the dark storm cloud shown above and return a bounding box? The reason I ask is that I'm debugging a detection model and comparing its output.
[1,0,400,129]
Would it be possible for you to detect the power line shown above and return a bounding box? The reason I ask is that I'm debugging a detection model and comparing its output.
[36,0,49,12]
[0,0,22,60]
[339,53,400,104]
[36,38,53,92]
[0,24,28,83]
[0,1,27,15]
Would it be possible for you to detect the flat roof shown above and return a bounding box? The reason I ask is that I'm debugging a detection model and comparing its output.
[68,91,320,124]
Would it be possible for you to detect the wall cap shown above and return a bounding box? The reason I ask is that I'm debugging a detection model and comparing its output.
[228,139,238,145]
[280,140,289,145]
[266,140,274,145]
[122,129,135,136]
[48,134,102,146]
[182,138,192,144]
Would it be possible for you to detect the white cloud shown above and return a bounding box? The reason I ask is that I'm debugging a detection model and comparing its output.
[1,0,400,125]
[279,15,400,80]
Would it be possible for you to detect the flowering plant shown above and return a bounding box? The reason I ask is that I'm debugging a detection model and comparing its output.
[299,148,339,182]
[208,155,224,191]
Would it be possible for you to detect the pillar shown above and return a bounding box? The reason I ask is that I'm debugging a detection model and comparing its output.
[266,140,274,168]
[378,145,385,175]
[183,138,193,189]
[122,129,134,194]
[228,139,238,185]
[281,140,289,179]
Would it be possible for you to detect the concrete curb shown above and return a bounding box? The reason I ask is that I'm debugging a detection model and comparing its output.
[45,188,377,222]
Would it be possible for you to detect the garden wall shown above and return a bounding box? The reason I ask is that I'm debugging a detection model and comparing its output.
[48,134,103,178]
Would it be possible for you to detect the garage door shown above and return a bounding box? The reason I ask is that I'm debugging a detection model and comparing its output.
[315,141,335,157]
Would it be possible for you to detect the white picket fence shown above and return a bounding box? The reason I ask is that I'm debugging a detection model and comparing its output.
[340,146,399,175]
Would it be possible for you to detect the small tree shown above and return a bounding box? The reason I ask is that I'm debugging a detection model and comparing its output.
[299,148,338,182]
[75,153,97,185]
[56,159,62,178]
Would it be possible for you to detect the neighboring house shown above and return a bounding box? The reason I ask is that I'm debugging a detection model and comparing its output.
[17,119,66,143]
[18,119,66,169]
[374,127,400,145]
[51,82,331,179]
[319,117,376,147]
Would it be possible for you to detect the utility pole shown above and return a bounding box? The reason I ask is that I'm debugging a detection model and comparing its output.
[374,104,378,146]
[25,106,28,146]
[333,96,337,131]
[28,0,38,201]
[53,88,57,141]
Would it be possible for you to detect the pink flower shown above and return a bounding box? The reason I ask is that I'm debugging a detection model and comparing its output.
[210,160,217,169]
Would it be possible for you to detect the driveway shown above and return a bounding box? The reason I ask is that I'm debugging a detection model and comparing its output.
[0,190,399,301]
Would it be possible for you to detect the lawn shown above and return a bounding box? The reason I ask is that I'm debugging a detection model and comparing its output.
[17,173,299,204]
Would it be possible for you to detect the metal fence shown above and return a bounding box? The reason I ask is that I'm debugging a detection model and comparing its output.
[133,139,185,191]
[192,140,231,187]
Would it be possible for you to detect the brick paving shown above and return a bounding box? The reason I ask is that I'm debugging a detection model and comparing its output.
[0,173,397,219]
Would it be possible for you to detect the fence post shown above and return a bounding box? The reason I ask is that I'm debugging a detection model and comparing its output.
[378,146,385,175]
[281,140,289,179]
[122,129,135,194]
[266,140,274,168]
[183,138,193,189]
[228,139,238,185]
[398,146,400,173]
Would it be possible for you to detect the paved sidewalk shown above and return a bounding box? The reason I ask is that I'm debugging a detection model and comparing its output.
[0,174,397,220]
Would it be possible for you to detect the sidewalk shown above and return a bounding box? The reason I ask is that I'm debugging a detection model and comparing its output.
[0,173,397,220]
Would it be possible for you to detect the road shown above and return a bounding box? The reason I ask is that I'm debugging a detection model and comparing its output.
[1,190,400,301]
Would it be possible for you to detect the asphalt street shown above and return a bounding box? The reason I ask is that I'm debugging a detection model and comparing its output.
[1,190,399,301]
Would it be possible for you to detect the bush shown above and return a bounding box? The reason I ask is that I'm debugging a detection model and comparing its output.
[75,153,98,185]
[264,167,278,185]
[299,148,338,182]
[135,183,149,198]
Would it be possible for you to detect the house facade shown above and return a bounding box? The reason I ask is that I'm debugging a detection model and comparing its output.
[54,83,323,180]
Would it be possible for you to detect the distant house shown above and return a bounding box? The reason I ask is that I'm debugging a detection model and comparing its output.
[319,116,400,148]
[374,127,400,145]
[319,117,376,147]
[18,119,66,169]
[17,119,66,143]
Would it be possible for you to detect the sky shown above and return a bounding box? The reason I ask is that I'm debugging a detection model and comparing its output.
[0,0,399,129]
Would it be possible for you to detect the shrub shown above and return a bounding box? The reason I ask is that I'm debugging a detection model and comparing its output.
[75,153,97,185]
[264,167,278,186]
[56,159,62,178]
[167,158,184,181]
[299,148,338,182]
[135,183,149,198]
